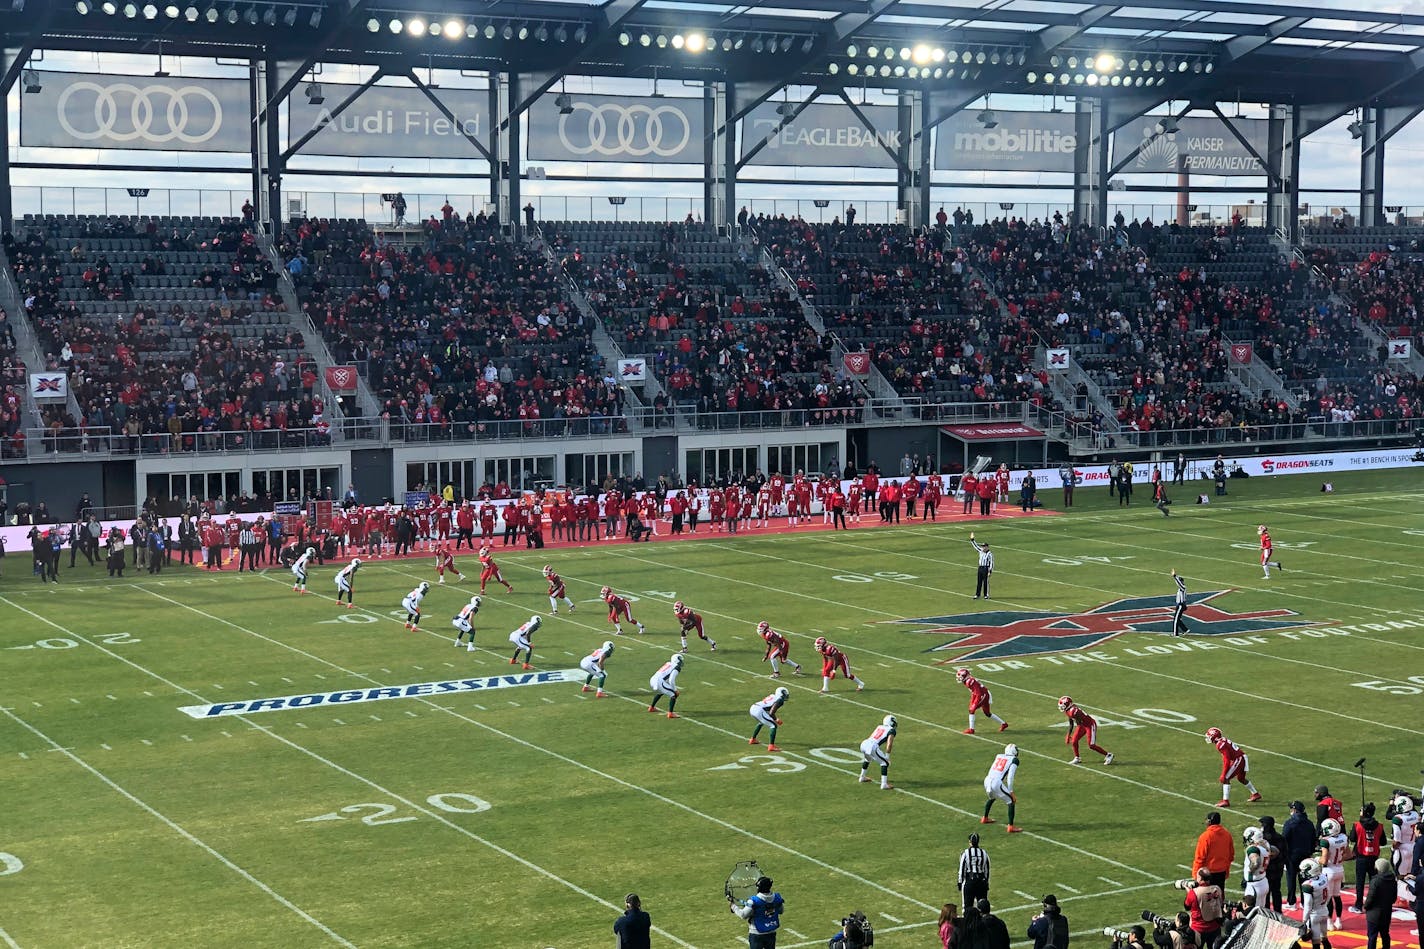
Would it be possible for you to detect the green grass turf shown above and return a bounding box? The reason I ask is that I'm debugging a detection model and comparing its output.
[3,467,1423,948]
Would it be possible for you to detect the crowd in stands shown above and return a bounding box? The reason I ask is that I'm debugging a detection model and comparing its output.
[1,308,23,445]
[547,220,865,423]
[4,216,332,453]
[281,211,629,437]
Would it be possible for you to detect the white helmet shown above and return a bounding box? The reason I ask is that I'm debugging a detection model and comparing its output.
[418,581,430,594]
[1004,743,1018,758]
[774,686,789,701]
[602,641,615,654]
[1320,818,1341,837]
[1243,827,1262,846]
[305,546,316,557]
[600,585,612,597]
[1300,858,1322,878]
[883,714,897,729]
[1395,795,1415,814]
[670,653,684,669]
[528,615,542,631]
[542,564,553,577]
[468,595,482,609]
[351,558,361,567]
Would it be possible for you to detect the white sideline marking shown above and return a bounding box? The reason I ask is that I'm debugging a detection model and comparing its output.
[100,743,112,751]
[405,711,419,718]
[68,698,80,705]
[105,694,117,701]
[143,691,153,696]
[180,735,193,742]
[247,681,259,687]
[220,731,232,738]
[880,913,903,924]
[332,719,345,725]
[473,704,487,711]
[1100,877,1123,887]
[1178,864,1194,872]
[1057,883,1080,893]
[140,739,152,746]
[295,723,308,729]
[210,684,223,691]
[368,715,381,722]
[701,681,718,687]
[281,677,294,684]
[313,674,326,680]
[0,924,20,949]
[1015,890,1038,901]
[16,753,27,760]
[0,594,702,949]
[0,706,354,947]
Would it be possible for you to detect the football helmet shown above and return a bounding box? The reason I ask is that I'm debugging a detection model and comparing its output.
[542,564,553,577]
[1204,727,1223,743]
[883,714,897,729]
[1300,858,1322,879]
[1242,827,1262,846]
[1004,743,1018,758]
[814,636,828,652]
[757,621,770,636]
[479,545,491,556]
[469,595,482,609]
[600,585,612,597]
[1057,695,1072,711]
[956,668,971,683]
[1396,795,1415,814]
[305,546,316,558]
[418,581,430,594]
[602,641,615,654]
[673,600,685,613]
[527,615,542,631]
[774,686,789,701]
[1320,818,1341,837]
[351,558,361,567]
[1257,524,1267,535]
[671,653,684,669]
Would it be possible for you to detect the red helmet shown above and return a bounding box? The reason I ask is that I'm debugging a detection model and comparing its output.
[600,585,611,598]
[756,621,770,637]
[542,564,553,577]
[673,600,685,613]
[955,668,971,683]
[814,636,828,653]
[1204,726,1223,743]
[1057,695,1073,711]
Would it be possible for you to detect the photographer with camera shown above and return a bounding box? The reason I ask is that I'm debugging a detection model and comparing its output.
[1140,910,1195,949]
[1103,924,1149,949]
[827,909,873,948]
[1180,868,1225,949]
[1028,895,1070,949]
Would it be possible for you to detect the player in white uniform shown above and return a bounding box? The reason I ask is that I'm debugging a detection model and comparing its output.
[1391,794,1419,875]
[1298,858,1333,949]
[1318,818,1349,930]
[748,686,787,750]
[507,615,541,670]
[401,581,431,630]
[647,653,682,718]
[580,641,614,697]
[1241,827,1270,907]
[858,714,896,790]
[334,558,360,607]
[451,595,482,651]
[981,743,1022,833]
[291,546,316,593]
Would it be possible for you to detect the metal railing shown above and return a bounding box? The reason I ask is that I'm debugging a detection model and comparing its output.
[1058,416,1424,452]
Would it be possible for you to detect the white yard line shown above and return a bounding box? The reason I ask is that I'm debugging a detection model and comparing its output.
[0,924,20,949]
[0,595,700,949]
[0,706,354,948]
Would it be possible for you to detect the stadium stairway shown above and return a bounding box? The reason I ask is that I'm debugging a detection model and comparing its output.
[750,235,907,417]
[0,241,53,427]
[257,228,380,425]
[1216,330,1301,411]
[527,224,670,430]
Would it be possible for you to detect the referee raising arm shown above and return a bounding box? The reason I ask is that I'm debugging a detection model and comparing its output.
[970,532,994,599]
[1171,569,1188,637]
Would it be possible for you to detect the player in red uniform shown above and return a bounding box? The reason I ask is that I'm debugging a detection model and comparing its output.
[755,485,773,527]
[757,621,802,677]
[994,464,1010,506]
[846,480,863,524]
[477,545,514,594]
[1257,525,1284,578]
[961,472,978,514]
[434,503,452,546]
[785,483,801,527]
[768,472,786,514]
[1204,726,1261,806]
[956,668,1008,734]
[672,600,717,652]
[923,474,942,520]
[600,586,645,635]
[723,486,740,534]
[707,491,724,532]
[1057,695,1113,765]
[817,478,833,524]
[814,637,865,693]
[542,564,576,614]
[434,543,464,584]
[477,501,496,540]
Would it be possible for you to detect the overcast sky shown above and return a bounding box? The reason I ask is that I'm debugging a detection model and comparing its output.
[8,42,1422,224]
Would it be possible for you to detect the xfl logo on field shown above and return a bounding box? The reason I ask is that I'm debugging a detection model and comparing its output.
[890,591,1314,660]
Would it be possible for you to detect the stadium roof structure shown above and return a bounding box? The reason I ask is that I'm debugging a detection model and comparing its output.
[9,0,1424,108]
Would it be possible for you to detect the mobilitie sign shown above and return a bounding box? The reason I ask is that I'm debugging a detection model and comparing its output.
[934,110,1078,173]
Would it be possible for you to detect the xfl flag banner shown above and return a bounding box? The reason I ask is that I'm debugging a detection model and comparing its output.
[1045,348,1071,371]
[324,366,359,391]
[842,352,871,377]
[29,372,68,401]
[1387,339,1412,360]
[617,358,647,382]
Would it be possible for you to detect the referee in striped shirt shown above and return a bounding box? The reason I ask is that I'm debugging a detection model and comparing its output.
[958,832,991,907]
[1171,569,1188,636]
[970,532,994,599]
[238,524,258,572]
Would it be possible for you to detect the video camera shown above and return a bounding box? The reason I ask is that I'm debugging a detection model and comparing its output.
[1142,912,1175,930]
[1105,928,1136,943]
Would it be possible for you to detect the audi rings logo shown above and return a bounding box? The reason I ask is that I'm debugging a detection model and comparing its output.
[557,102,692,158]
[55,81,224,145]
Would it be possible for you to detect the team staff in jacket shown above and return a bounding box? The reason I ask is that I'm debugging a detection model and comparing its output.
[1193,810,1235,889]
[1362,858,1396,949]
[1283,801,1319,907]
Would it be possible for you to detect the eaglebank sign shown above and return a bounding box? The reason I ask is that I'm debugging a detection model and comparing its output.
[180,669,582,718]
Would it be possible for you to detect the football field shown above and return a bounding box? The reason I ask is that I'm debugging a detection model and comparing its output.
[3,468,1423,948]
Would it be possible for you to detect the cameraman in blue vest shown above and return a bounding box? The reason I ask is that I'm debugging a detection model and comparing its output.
[731,875,785,948]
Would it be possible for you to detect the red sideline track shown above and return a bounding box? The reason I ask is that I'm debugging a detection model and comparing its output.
[204,504,1059,568]
[1277,898,1421,949]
